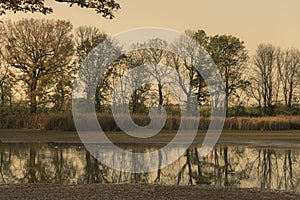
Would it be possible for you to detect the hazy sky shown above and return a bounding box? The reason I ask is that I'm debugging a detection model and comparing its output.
[2,0,300,54]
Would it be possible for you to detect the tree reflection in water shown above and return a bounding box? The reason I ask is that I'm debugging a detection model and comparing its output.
[0,143,299,193]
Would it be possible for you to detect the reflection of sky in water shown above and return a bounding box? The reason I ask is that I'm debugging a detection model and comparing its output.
[0,143,299,193]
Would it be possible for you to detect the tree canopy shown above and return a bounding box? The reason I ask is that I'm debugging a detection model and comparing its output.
[3,18,74,113]
[0,0,120,19]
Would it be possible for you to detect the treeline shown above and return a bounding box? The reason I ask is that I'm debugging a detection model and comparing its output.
[1,18,300,127]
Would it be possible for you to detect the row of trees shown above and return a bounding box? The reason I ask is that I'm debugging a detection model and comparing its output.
[0,18,300,116]
[250,44,300,116]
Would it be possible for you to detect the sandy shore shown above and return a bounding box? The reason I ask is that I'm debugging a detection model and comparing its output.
[1,129,300,146]
[0,184,299,200]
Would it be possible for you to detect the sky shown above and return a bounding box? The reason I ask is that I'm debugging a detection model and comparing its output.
[2,0,300,54]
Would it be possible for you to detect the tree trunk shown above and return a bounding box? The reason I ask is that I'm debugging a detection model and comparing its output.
[186,94,191,113]
[287,84,293,110]
[132,90,137,113]
[29,147,37,183]
[224,147,229,186]
[30,79,38,114]
[95,85,101,112]
[59,81,65,112]
[158,84,163,113]
[186,149,193,185]
[0,84,4,119]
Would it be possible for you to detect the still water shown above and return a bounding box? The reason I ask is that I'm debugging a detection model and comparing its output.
[0,143,299,193]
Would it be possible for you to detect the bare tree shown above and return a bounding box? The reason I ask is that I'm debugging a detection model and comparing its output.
[122,50,151,113]
[3,18,74,113]
[276,48,300,111]
[75,34,121,113]
[248,74,263,116]
[168,34,204,113]
[75,26,109,112]
[252,44,279,116]
[140,38,172,113]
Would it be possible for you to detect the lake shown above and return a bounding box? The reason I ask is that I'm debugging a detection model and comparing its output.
[0,143,299,193]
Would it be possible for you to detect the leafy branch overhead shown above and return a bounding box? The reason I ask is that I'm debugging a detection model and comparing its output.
[0,0,121,19]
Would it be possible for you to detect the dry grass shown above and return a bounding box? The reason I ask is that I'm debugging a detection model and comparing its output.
[44,113,76,131]
[224,116,300,130]
[2,114,300,131]
[0,114,44,129]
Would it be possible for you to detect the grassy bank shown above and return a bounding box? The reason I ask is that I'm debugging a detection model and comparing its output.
[1,114,300,131]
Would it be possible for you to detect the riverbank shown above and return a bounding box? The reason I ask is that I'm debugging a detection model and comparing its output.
[0,184,298,200]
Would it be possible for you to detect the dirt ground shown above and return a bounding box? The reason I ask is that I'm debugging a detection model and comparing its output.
[0,184,299,200]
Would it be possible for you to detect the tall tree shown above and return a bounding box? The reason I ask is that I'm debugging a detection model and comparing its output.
[3,18,74,113]
[191,30,210,105]
[207,35,249,115]
[0,0,120,19]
